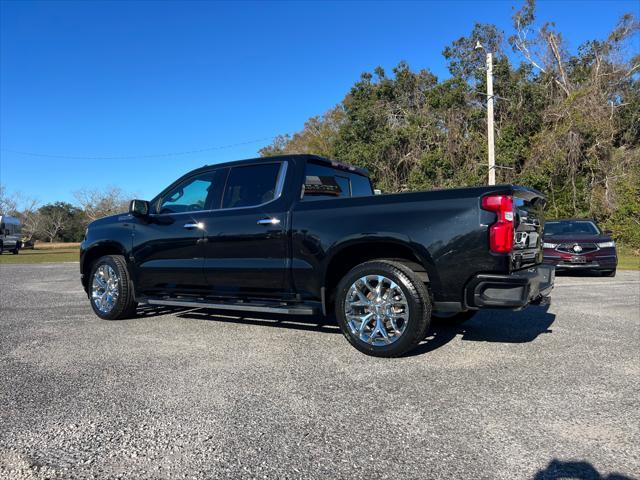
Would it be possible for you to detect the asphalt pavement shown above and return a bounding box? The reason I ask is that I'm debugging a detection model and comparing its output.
[1,263,639,479]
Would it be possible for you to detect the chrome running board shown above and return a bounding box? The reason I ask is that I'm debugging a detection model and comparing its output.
[142,298,316,316]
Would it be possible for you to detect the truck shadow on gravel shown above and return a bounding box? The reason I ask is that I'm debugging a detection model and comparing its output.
[133,304,341,334]
[135,303,555,357]
[407,304,556,357]
[534,459,634,480]
[174,309,342,334]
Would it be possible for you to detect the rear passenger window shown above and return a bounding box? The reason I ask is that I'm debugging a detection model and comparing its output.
[350,173,373,197]
[304,174,349,198]
[222,163,281,209]
[302,162,372,200]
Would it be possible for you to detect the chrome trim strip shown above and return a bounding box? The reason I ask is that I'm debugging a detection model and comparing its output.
[183,222,204,229]
[151,161,288,217]
[257,218,280,225]
[146,297,315,315]
[554,243,600,256]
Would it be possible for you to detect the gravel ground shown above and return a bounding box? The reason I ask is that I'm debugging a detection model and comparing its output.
[1,263,638,480]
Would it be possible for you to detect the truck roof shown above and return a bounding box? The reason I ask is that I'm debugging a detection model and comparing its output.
[199,154,369,177]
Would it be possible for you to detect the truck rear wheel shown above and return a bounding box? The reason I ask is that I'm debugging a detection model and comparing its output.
[335,260,431,357]
[89,255,138,320]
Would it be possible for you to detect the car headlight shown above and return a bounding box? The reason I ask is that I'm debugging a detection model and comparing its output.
[597,241,615,248]
[543,242,557,249]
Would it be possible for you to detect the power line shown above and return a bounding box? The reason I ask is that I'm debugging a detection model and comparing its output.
[0,135,281,161]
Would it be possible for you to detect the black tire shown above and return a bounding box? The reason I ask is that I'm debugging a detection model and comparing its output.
[335,259,431,357]
[88,255,138,320]
[431,310,477,324]
[11,243,20,254]
[602,269,616,277]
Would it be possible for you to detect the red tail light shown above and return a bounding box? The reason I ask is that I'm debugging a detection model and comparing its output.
[482,195,514,253]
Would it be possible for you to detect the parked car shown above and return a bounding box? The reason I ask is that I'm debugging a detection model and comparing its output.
[542,219,617,276]
[80,155,554,357]
[20,238,35,250]
[0,215,22,254]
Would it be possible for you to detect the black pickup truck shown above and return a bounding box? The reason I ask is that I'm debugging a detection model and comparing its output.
[80,154,554,357]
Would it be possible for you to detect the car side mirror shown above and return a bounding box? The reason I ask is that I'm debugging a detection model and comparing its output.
[129,199,150,217]
[603,230,613,236]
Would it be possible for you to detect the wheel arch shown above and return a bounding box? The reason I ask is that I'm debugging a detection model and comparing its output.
[322,239,435,313]
[81,241,128,293]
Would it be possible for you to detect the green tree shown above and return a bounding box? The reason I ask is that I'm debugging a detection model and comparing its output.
[38,202,85,242]
[260,1,640,248]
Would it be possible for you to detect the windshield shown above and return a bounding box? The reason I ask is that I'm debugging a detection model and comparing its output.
[545,221,600,236]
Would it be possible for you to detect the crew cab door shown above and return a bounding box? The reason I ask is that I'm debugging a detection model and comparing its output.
[202,161,289,299]
[132,169,227,295]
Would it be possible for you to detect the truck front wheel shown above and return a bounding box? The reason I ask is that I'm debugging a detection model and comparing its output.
[88,255,138,320]
[335,260,431,357]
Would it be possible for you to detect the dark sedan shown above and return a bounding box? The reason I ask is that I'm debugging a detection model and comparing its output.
[542,219,617,276]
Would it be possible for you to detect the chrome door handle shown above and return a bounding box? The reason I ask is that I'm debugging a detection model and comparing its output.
[257,218,280,226]
[184,222,203,229]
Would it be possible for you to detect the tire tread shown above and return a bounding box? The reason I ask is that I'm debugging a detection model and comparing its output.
[335,259,431,357]
[89,255,137,320]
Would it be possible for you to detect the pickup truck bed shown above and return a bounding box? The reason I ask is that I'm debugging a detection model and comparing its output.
[292,183,551,311]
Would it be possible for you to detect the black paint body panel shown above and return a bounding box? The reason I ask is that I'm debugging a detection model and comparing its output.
[80,154,547,310]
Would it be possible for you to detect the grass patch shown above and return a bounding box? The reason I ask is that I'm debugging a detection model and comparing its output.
[34,242,81,250]
[618,247,640,270]
[0,248,79,264]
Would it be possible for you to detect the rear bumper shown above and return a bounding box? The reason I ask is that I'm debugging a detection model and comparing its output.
[465,264,555,309]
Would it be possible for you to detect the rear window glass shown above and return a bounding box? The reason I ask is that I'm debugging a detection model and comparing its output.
[302,162,372,201]
[304,175,349,198]
[351,173,373,197]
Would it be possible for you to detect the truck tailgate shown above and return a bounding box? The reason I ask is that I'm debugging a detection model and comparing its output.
[512,187,546,270]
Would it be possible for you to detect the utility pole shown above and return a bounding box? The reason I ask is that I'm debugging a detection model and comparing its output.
[475,41,496,185]
[486,51,495,186]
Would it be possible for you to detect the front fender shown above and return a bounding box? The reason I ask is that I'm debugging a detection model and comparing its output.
[80,218,134,291]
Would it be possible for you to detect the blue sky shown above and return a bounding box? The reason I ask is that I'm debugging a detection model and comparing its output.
[1,0,637,206]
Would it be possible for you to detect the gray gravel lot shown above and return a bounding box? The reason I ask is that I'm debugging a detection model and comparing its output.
[1,263,639,480]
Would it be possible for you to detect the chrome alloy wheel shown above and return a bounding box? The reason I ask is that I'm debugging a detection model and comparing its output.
[91,264,120,314]
[344,275,409,346]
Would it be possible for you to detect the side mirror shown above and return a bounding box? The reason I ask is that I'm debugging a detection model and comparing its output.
[603,230,613,236]
[129,199,150,217]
